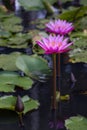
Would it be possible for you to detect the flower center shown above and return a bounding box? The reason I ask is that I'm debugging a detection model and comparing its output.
[51,41,55,46]
[58,42,62,47]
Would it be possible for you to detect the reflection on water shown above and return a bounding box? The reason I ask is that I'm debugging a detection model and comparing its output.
[0,63,87,130]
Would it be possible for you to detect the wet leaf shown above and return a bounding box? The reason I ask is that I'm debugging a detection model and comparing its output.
[1,13,22,32]
[0,71,33,92]
[68,36,87,63]
[0,95,39,114]
[0,39,7,46]
[0,52,22,71]
[75,16,87,31]
[18,0,57,10]
[23,95,39,114]
[16,54,51,82]
[58,6,87,22]
[69,50,87,63]
[0,30,11,38]
[61,0,87,5]
[7,33,31,48]
[65,115,87,130]
[43,1,58,14]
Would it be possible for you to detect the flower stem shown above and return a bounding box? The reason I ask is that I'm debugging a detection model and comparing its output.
[18,113,24,127]
[52,54,57,110]
[58,53,61,93]
[58,53,60,78]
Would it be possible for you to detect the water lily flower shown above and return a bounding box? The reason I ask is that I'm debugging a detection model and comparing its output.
[46,19,74,35]
[36,35,73,54]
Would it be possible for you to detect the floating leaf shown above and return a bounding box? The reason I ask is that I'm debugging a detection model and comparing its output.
[23,95,39,114]
[0,39,7,46]
[0,30,11,38]
[1,14,22,32]
[58,6,87,22]
[65,115,87,130]
[7,33,31,48]
[69,50,87,63]
[0,32,31,48]
[18,0,57,10]
[0,52,22,71]
[43,0,58,14]
[75,16,87,31]
[0,95,39,114]
[0,71,33,92]
[16,55,51,82]
[62,0,87,5]
[68,35,87,63]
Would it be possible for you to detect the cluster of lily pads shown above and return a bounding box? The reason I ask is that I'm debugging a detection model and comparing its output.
[0,5,51,119]
[0,0,87,128]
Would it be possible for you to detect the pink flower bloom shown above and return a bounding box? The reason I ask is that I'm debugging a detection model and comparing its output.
[46,19,74,35]
[36,35,73,54]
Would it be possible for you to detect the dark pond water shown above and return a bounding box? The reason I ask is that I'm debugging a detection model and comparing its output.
[0,1,87,129]
[0,62,87,130]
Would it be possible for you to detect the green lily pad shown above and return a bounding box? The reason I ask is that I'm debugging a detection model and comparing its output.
[2,24,22,33]
[65,115,87,130]
[16,55,51,82]
[0,52,22,71]
[62,0,87,5]
[69,49,87,63]
[75,16,87,31]
[0,39,7,46]
[18,0,57,10]
[0,95,39,114]
[22,96,39,114]
[71,32,87,38]
[68,34,87,63]
[0,13,22,33]
[0,30,11,38]
[58,6,87,22]
[0,71,33,92]
[7,33,31,48]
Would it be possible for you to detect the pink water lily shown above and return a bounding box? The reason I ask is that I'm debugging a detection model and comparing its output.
[36,35,73,54]
[46,19,74,35]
